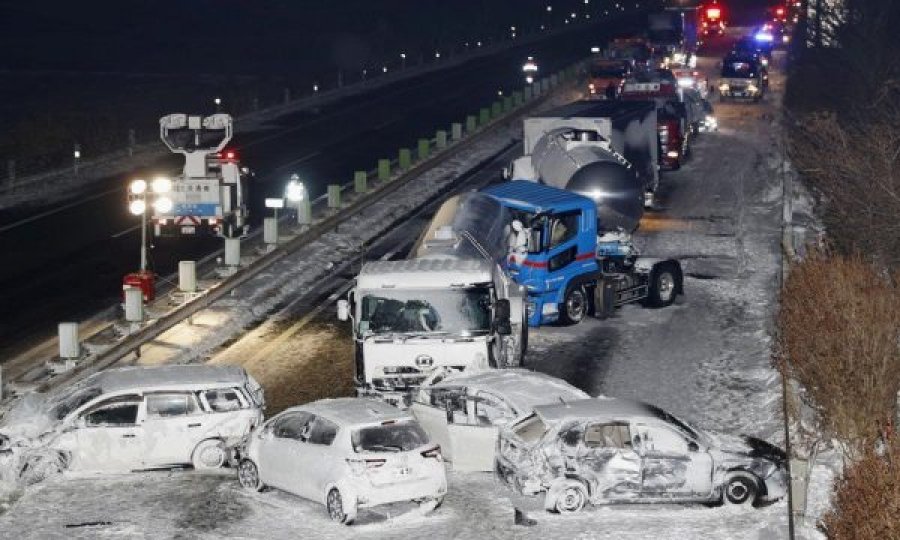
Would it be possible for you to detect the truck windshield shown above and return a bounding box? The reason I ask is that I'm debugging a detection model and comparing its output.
[722,62,757,78]
[359,287,492,336]
[591,65,626,78]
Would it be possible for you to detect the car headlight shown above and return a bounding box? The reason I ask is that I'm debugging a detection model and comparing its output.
[748,84,759,94]
[719,83,730,93]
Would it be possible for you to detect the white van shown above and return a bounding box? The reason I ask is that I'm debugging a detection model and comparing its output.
[0,364,264,483]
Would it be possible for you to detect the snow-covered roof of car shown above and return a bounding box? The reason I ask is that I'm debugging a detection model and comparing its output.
[532,397,658,423]
[296,398,411,427]
[357,258,492,290]
[79,364,249,395]
[428,369,590,418]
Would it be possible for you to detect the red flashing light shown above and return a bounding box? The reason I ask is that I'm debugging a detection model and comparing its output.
[224,151,236,161]
[776,7,785,16]
[706,7,721,19]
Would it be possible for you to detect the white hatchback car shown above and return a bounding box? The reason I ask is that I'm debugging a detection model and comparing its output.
[237,398,447,524]
[0,364,264,483]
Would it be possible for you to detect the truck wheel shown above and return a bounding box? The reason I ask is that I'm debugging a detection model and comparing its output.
[646,262,680,308]
[559,285,588,325]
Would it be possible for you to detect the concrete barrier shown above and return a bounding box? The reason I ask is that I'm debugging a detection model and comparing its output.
[378,159,391,181]
[418,138,430,160]
[479,108,491,126]
[399,148,412,170]
[436,130,448,149]
[452,123,463,141]
[466,115,477,134]
[491,102,503,118]
[327,184,341,208]
[354,170,367,193]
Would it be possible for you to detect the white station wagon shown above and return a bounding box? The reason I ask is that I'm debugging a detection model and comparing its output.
[237,398,446,524]
[0,364,264,483]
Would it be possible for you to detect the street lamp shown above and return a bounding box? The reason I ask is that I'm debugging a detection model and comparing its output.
[214,97,222,112]
[128,176,172,272]
[400,52,407,69]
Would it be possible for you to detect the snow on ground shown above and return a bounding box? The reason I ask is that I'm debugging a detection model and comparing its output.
[0,53,822,539]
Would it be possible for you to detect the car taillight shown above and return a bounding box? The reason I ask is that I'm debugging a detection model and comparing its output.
[421,445,442,460]
[346,458,386,475]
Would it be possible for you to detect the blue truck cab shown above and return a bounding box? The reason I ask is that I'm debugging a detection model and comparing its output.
[482,181,682,326]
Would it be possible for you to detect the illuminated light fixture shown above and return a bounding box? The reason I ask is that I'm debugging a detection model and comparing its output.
[129,199,147,215]
[151,176,171,194]
[153,196,173,214]
[130,179,147,195]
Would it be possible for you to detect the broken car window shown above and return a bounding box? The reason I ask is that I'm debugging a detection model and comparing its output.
[146,394,197,418]
[203,388,244,412]
[513,414,549,443]
[271,412,313,440]
[584,423,631,449]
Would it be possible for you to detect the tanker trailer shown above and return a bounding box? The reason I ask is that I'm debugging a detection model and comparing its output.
[508,100,659,208]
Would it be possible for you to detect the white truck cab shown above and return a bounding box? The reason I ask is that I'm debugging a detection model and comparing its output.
[338,256,525,408]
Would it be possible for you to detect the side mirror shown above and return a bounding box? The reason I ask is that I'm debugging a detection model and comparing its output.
[337,299,349,321]
[688,441,700,452]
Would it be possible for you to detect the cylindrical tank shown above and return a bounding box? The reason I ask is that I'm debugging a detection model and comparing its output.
[531,128,644,233]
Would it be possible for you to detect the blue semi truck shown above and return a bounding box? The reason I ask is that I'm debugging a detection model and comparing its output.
[481,181,683,326]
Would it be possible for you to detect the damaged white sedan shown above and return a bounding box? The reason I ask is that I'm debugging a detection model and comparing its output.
[411,368,589,471]
[495,397,787,513]
[237,398,447,525]
[0,364,264,485]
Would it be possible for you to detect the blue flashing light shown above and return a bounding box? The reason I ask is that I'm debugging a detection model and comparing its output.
[754,31,774,42]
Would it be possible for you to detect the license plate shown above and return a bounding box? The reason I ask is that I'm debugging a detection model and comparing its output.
[181,226,196,234]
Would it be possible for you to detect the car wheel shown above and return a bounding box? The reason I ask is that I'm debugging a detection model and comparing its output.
[326,488,356,525]
[646,262,680,308]
[192,439,227,470]
[559,285,588,325]
[552,480,588,514]
[237,459,265,492]
[724,472,759,506]
[417,496,444,513]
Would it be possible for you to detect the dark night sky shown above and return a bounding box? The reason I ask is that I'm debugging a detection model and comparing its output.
[0,0,775,74]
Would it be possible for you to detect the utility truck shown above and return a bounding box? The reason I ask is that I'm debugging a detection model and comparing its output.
[507,100,660,207]
[482,181,682,327]
[155,113,250,237]
[336,200,528,407]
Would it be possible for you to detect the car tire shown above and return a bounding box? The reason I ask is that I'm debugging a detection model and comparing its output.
[237,459,265,492]
[326,488,356,525]
[646,262,680,308]
[192,439,227,470]
[551,480,588,514]
[559,285,588,325]
[724,472,759,506]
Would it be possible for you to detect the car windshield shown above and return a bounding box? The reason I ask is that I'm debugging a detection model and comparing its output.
[358,287,492,336]
[352,422,429,453]
[646,403,701,441]
[512,413,549,443]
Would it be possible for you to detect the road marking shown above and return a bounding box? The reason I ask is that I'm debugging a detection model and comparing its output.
[111,225,141,239]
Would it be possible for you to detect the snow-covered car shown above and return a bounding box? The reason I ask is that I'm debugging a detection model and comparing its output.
[411,369,589,472]
[0,364,265,485]
[495,397,788,513]
[237,398,446,525]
